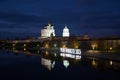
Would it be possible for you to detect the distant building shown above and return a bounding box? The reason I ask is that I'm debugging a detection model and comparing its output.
[62,25,70,37]
[41,23,55,38]
[83,33,89,39]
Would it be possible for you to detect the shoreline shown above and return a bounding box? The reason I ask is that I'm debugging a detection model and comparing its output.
[82,50,120,61]
[0,47,120,61]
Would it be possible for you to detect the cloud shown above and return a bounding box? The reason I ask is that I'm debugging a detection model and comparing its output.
[0,11,51,29]
[0,11,46,23]
[79,12,120,29]
[0,0,120,37]
[0,9,82,28]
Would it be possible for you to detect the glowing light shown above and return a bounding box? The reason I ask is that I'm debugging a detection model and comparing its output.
[24,48,26,51]
[52,61,55,68]
[91,44,97,50]
[60,53,66,57]
[60,53,81,59]
[91,58,97,67]
[110,60,113,65]
[12,44,15,46]
[75,45,78,49]
[92,47,95,50]
[63,60,69,68]
[92,60,96,65]
[63,25,70,37]
[60,48,81,55]
[41,58,55,71]
[41,58,52,71]
[75,55,81,59]
[14,41,18,43]
[110,47,112,50]
[45,51,49,55]
[54,53,57,57]
[41,23,55,38]
[63,45,66,48]
[45,44,49,48]
[24,44,26,47]
[13,47,15,50]
[54,44,57,47]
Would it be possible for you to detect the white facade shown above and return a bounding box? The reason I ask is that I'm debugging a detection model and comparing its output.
[41,23,55,38]
[62,25,70,37]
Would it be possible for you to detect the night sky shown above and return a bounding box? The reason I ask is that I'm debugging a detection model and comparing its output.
[0,0,120,39]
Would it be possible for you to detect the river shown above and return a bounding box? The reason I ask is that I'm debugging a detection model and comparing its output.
[0,49,119,80]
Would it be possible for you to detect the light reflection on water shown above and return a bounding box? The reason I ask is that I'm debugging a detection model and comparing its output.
[8,49,120,71]
[0,49,120,80]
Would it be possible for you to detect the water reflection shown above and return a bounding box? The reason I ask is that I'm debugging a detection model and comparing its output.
[45,50,49,55]
[60,53,81,60]
[91,58,98,67]
[4,49,120,71]
[10,49,82,70]
[110,60,113,65]
[41,58,55,71]
[81,57,120,71]
[37,50,40,54]
[63,60,70,68]
[13,50,33,56]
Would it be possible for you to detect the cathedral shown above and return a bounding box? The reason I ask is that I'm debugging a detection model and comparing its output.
[41,23,55,38]
[62,25,70,37]
[40,23,70,38]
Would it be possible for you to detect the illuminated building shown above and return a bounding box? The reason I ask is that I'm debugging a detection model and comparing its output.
[41,58,55,71]
[41,23,55,38]
[62,25,70,37]
[83,33,89,39]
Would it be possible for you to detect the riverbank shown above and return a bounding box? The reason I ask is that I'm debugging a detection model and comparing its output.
[82,50,120,61]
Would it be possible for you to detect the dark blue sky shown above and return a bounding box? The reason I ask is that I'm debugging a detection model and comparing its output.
[0,0,120,39]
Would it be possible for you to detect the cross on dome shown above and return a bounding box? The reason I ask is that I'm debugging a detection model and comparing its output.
[65,24,68,29]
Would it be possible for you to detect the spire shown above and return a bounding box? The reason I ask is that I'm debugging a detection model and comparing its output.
[48,21,51,26]
[65,24,68,29]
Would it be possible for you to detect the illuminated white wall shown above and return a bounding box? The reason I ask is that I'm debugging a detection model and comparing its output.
[41,58,55,71]
[62,25,70,37]
[41,23,55,38]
